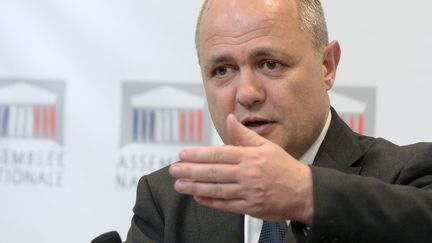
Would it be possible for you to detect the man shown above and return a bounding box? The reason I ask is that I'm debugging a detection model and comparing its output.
[126,0,432,242]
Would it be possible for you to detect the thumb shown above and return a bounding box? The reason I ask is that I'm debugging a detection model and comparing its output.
[226,114,267,147]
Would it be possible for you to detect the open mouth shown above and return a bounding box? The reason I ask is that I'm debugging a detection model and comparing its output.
[240,117,276,135]
[243,120,270,127]
[241,117,274,128]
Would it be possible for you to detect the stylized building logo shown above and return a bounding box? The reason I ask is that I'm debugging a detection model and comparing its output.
[0,80,65,188]
[0,81,64,143]
[330,86,376,136]
[120,83,212,147]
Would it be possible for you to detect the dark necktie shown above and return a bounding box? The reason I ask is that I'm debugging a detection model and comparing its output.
[258,221,288,243]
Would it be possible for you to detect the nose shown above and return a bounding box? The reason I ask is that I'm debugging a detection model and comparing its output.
[235,68,266,109]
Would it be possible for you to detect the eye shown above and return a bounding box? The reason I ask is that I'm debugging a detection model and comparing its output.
[261,60,283,70]
[211,65,236,79]
[214,66,228,76]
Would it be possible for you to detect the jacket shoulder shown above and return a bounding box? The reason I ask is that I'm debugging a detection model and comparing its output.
[360,137,432,184]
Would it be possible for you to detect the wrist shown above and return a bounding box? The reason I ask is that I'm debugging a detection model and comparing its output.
[299,164,314,225]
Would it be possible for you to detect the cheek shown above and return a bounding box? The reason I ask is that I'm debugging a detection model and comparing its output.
[284,69,326,105]
[268,73,325,128]
[205,83,236,109]
[206,88,231,115]
[268,78,305,110]
[204,86,235,141]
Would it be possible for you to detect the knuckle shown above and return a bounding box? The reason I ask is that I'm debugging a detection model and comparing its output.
[187,182,197,193]
[187,168,198,180]
[210,147,223,162]
[213,183,224,198]
[181,165,191,177]
[250,206,264,216]
[246,201,264,215]
[242,167,263,180]
[207,167,219,181]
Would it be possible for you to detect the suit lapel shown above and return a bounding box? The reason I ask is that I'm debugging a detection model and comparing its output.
[314,150,362,175]
[283,224,299,243]
[283,109,369,243]
[313,107,371,175]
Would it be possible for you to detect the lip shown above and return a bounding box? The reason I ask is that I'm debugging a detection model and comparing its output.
[240,116,276,136]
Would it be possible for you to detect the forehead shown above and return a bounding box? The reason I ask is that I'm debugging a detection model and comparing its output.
[202,0,298,21]
[198,0,306,58]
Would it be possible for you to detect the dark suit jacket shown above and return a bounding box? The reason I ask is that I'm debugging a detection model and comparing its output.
[125,108,432,243]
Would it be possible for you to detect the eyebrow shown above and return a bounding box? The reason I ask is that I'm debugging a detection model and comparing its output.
[252,48,300,63]
[203,48,300,73]
[253,48,279,58]
[204,54,233,73]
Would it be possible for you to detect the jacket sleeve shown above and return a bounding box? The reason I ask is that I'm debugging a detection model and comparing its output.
[307,156,432,243]
[125,176,164,243]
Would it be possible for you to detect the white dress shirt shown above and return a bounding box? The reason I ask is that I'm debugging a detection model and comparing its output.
[244,111,332,243]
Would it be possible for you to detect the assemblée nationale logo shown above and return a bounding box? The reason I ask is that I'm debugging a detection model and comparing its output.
[116,82,212,189]
[0,80,65,187]
[121,85,210,146]
[330,86,376,136]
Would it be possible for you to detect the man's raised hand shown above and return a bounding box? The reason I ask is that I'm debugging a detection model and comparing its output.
[169,114,314,224]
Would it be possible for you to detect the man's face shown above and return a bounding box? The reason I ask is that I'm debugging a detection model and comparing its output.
[198,0,334,158]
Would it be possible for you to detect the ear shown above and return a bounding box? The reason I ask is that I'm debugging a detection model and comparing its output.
[322,40,341,90]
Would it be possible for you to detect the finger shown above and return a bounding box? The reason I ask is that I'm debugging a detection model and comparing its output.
[169,163,238,182]
[195,196,285,221]
[194,196,249,215]
[226,114,267,147]
[179,145,242,164]
[174,180,242,199]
